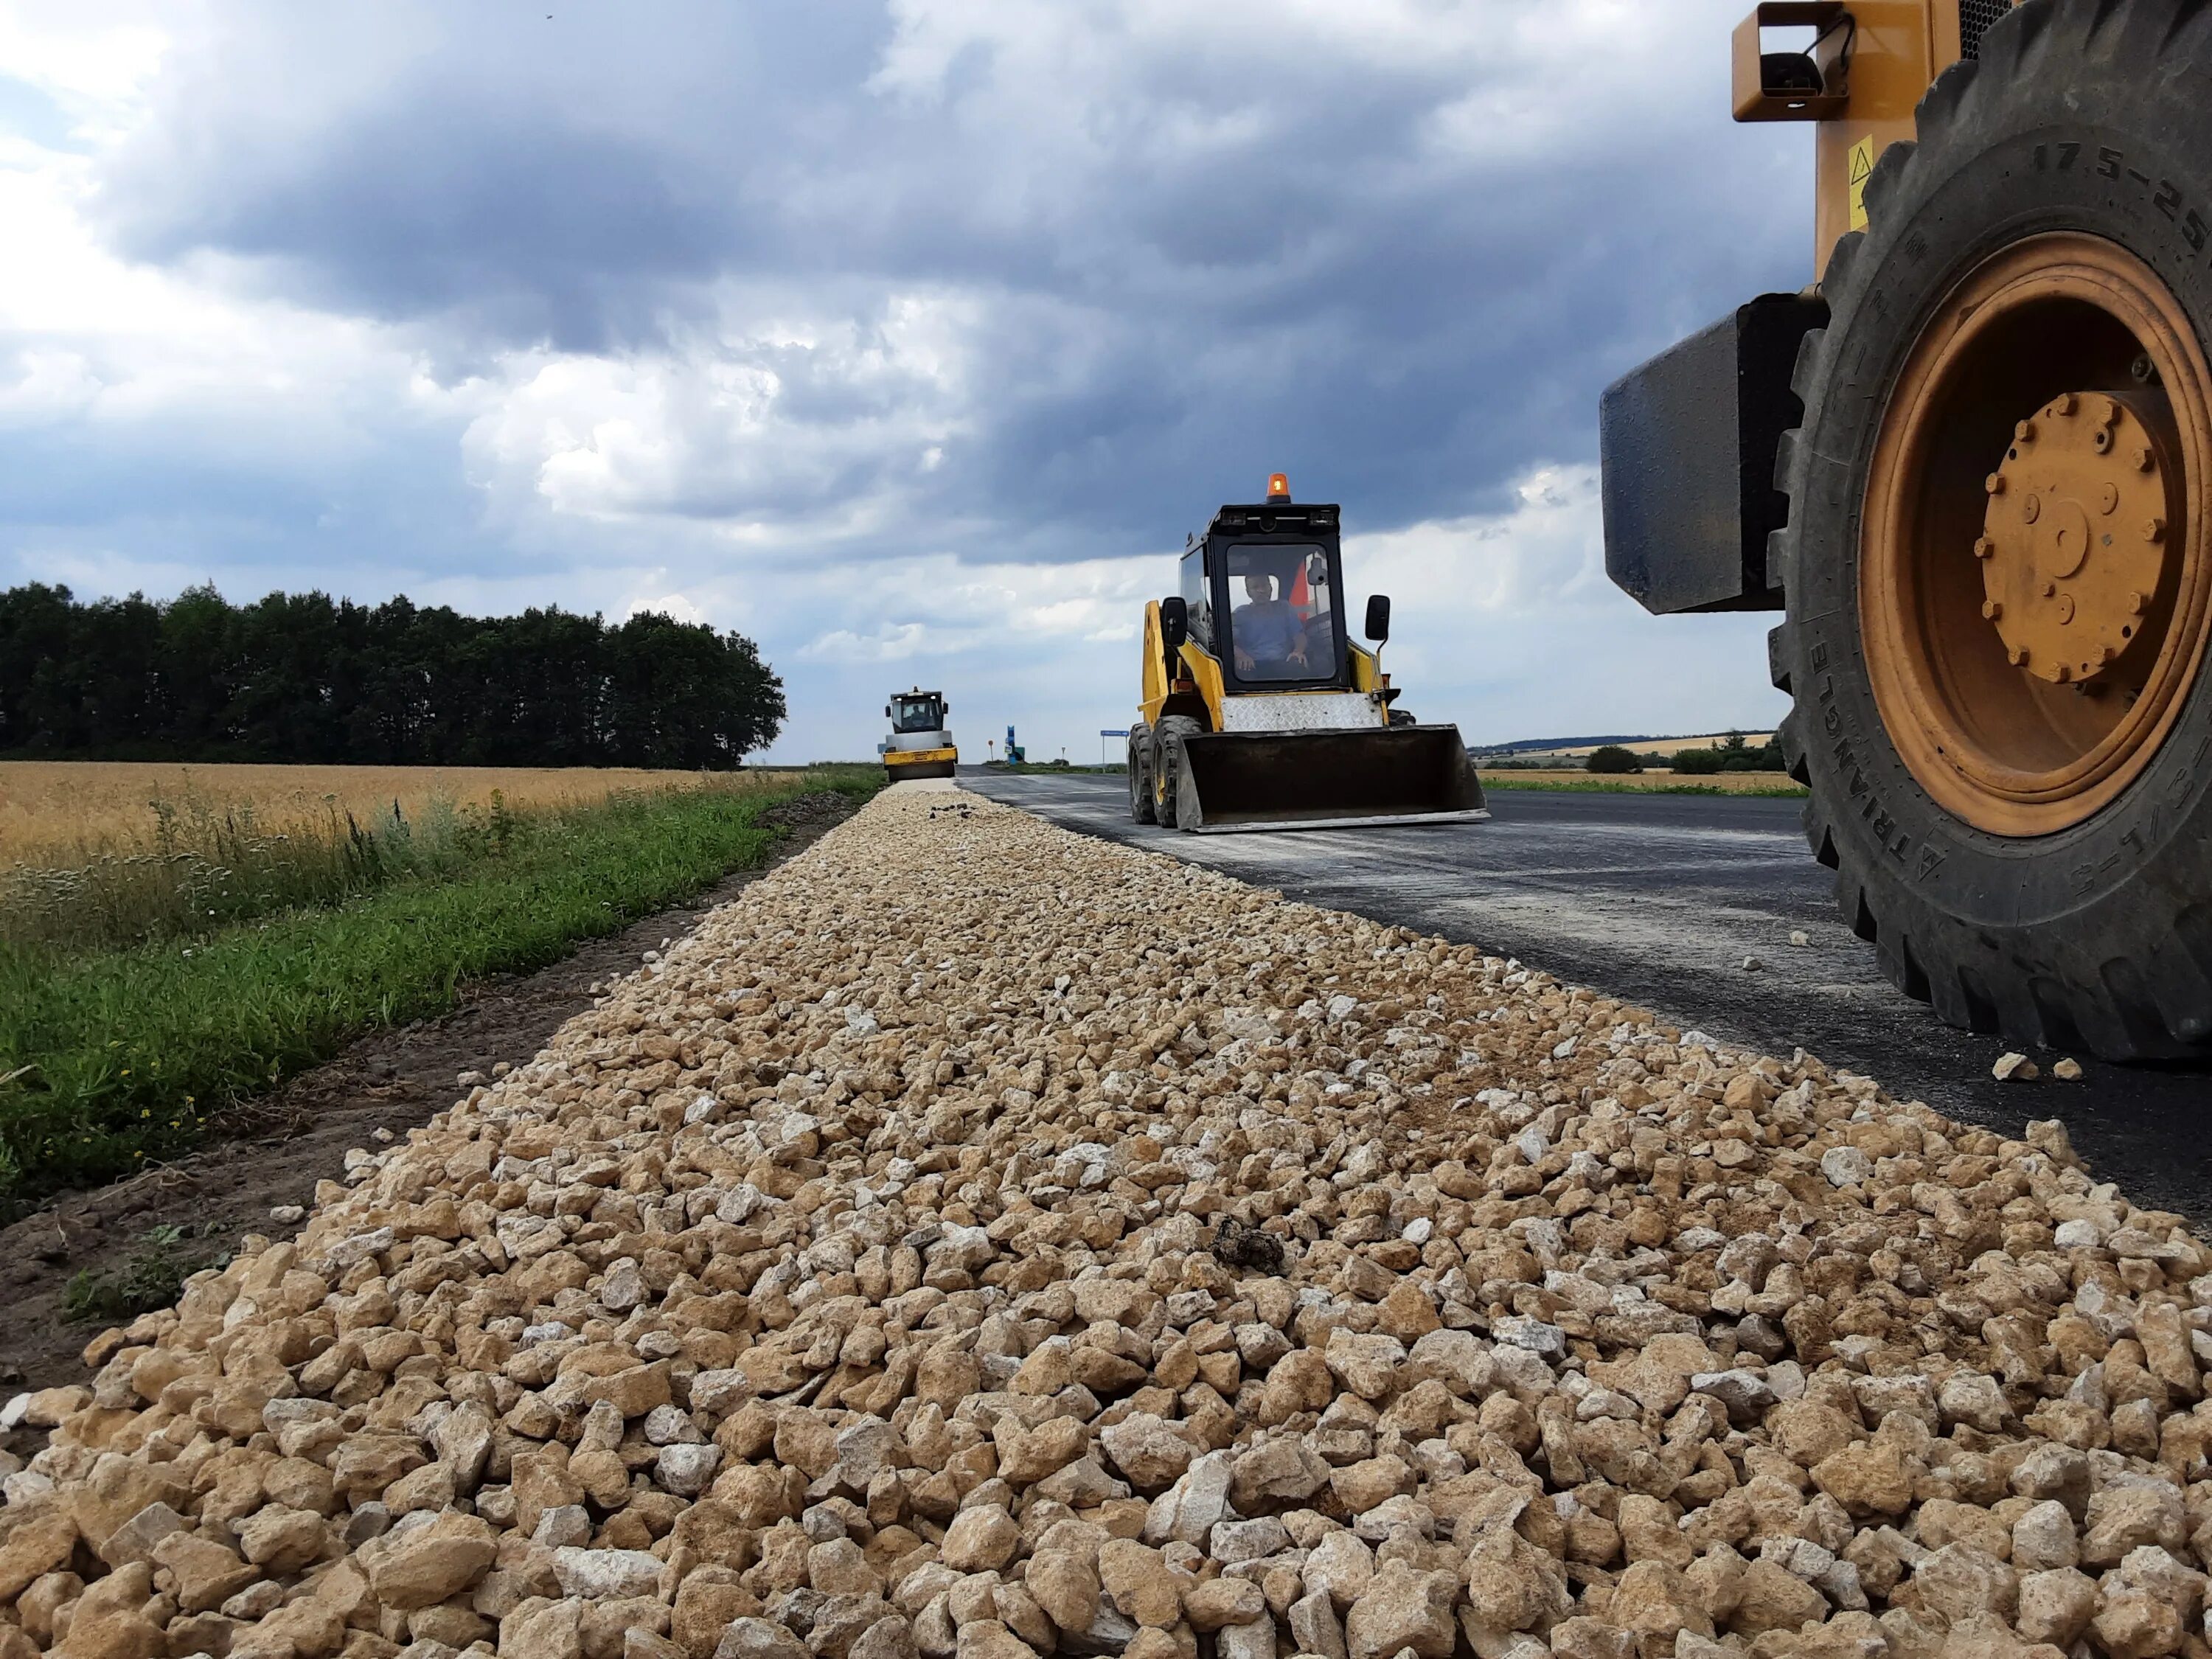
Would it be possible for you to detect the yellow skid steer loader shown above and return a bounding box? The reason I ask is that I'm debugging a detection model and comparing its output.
[1127,476,1488,832]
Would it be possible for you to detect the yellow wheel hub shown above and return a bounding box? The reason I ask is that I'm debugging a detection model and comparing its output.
[1859,233,2212,836]
[1979,391,2177,686]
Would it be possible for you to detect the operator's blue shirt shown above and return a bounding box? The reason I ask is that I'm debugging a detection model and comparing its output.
[1233,599,1304,666]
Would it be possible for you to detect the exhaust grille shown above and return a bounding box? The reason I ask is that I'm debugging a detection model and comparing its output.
[1959,0,2012,60]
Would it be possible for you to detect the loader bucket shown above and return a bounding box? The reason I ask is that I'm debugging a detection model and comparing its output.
[1172,725,1488,832]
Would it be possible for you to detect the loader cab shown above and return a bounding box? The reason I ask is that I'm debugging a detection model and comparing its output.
[1192,497,1348,693]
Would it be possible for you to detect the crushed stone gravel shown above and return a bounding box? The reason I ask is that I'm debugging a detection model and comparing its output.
[3,785,2208,1659]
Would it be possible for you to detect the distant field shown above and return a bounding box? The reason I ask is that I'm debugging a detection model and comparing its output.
[1484,769,1806,796]
[1486,731,1778,763]
[0,760,807,863]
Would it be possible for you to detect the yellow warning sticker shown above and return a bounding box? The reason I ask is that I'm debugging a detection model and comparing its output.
[1847,134,1875,232]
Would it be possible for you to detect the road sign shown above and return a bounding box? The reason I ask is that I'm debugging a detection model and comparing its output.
[1099,728,1129,737]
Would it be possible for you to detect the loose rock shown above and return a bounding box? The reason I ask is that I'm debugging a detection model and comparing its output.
[2,787,2207,1659]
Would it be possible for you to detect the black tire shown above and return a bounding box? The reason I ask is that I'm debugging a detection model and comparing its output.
[1152,714,1203,830]
[1128,723,1157,824]
[1770,0,2212,1058]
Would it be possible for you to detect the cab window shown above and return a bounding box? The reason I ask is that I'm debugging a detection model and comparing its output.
[890,695,942,733]
[1180,549,1211,646]
[1223,543,1337,683]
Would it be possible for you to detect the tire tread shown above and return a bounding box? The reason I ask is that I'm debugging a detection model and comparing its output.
[1767,0,2212,1058]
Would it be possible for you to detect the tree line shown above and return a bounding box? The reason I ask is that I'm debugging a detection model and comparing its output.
[0,584,786,769]
[1585,731,1786,775]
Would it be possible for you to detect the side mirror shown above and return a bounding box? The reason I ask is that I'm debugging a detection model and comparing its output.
[884,706,891,718]
[1160,596,1189,653]
[1364,594,1391,643]
[941,702,950,715]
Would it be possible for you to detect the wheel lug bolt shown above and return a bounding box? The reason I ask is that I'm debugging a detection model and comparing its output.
[2053,393,2078,415]
[2145,518,2166,543]
[2128,591,2149,614]
[2135,445,2155,472]
[2053,664,2072,683]
[2008,645,2030,667]
[1972,538,1994,560]
[1983,599,2004,620]
[2041,581,2057,598]
[2015,419,2037,442]
[1986,473,2006,495]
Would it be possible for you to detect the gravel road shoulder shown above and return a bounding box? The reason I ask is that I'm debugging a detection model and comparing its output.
[1,784,2204,1659]
[962,771,2212,1230]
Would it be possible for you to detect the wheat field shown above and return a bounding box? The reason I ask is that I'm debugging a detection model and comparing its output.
[0,761,802,864]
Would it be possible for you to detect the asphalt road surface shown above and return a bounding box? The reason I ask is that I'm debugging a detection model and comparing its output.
[964,770,2212,1223]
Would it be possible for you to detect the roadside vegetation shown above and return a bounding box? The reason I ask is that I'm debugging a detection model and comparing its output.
[1483,771,1807,798]
[987,759,1124,775]
[0,766,878,1208]
[0,759,766,869]
[1663,729,1790,773]
[1,762,821,955]
[1580,731,1791,776]
[1473,732,1800,794]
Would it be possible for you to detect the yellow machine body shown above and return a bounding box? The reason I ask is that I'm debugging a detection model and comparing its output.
[1731,1,1990,275]
[884,745,958,776]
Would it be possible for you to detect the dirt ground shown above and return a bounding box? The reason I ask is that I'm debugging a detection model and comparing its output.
[0,788,858,1395]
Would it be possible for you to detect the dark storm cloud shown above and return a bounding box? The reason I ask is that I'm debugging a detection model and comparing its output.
[0,392,492,603]
[84,1,1809,563]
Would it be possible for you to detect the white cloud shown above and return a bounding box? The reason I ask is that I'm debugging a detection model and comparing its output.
[799,622,932,664]
[456,286,979,535]
[1356,464,1612,621]
[625,590,709,626]
[0,4,172,132]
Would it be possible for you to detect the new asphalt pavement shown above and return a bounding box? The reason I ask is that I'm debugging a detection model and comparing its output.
[963,769,2212,1223]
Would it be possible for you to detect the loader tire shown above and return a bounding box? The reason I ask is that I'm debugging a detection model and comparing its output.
[1128,723,1158,824]
[1152,715,1203,831]
[1770,0,2212,1058]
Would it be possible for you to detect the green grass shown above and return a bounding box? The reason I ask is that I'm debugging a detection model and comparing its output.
[63,1222,233,1323]
[0,770,877,1206]
[1480,775,1807,798]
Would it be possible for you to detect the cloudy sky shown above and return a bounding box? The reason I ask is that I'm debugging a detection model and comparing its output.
[1,0,1811,762]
